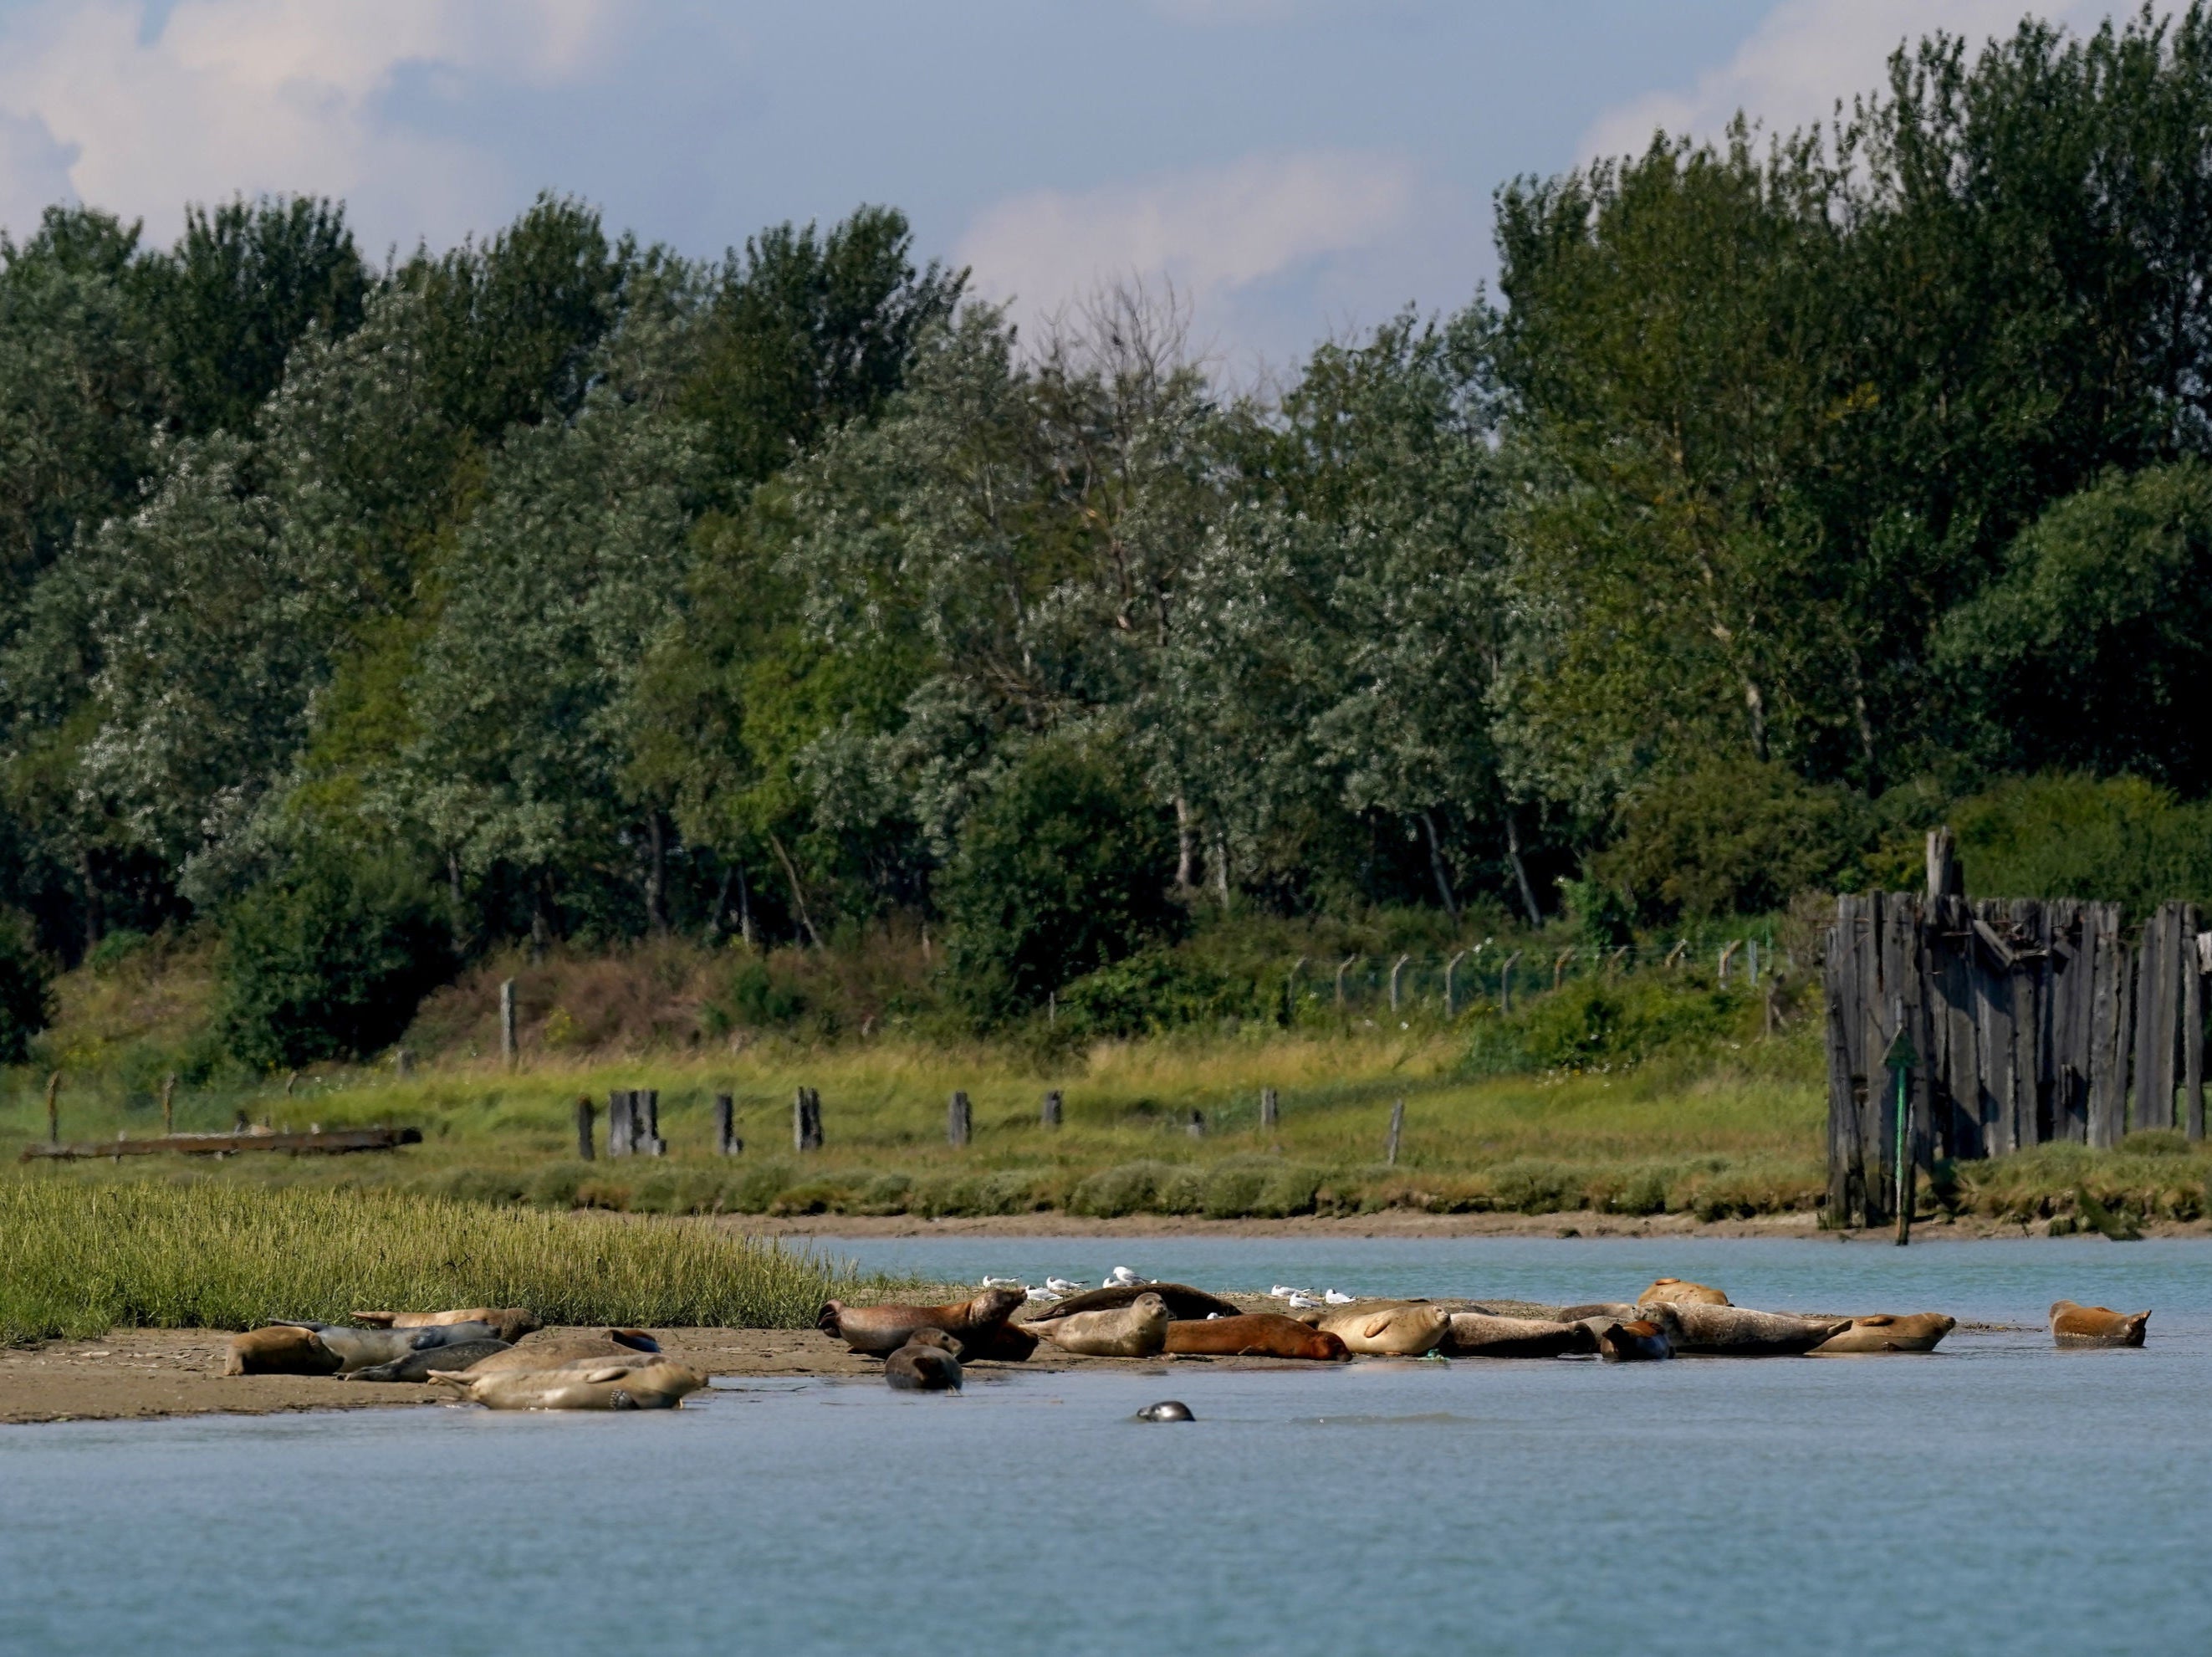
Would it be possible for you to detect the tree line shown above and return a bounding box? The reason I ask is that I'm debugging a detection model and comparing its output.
[8,8,2212,1058]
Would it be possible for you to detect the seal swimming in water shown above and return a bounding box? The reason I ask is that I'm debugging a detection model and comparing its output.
[1637,1302,1847,1356]
[1317,1304,1451,1356]
[1027,1282,1240,1322]
[1442,1312,1597,1358]
[1028,1292,1171,1357]
[1810,1313,1956,1354]
[1162,1313,1349,1361]
[272,1321,502,1373]
[430,1360,708,1410]
[1135,1401,1193,1421]
[1637,1277,1730,1307]
[346,1337,513,1382]
[464,1329,662,1373]
[817,1287,1027,1356]
[353,1308,542,1343]
[2050,1301,2150,1346]
[1594,1320,1673,1361]
[885,1331,963,1392]
[224,1325,342,1376]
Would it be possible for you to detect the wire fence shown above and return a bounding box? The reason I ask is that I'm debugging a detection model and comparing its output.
[1279,934,1793,1019]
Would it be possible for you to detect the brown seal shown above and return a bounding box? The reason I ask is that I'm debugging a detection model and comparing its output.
[1810,1313,1956,1354]
[953,1321,1039,1362]
[1442,1312,1597,1358]
[431,1360,707,1410]
[1318,1305,1451,1356]
[818,1287,1027,1356]
[354,1308,543,1342]
[2050,1301,2149,1347]
[1029,1292,1171,1357]
[1638,1302,1848,1356]
[1029,1283,1241,1322]
[1594,1320,1673,1361]
[1162,1314,1349,1360]
[1637,1277,1730,1307]
[885,1332,963,1392]
[224,1325,341,1376]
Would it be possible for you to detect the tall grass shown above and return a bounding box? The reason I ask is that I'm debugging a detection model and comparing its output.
[0,1179,886,1342]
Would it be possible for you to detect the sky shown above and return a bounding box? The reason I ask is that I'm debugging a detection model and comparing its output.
[0,0,2153,374]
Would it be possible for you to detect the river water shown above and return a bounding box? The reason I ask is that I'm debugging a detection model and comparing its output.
[4,1237,2209,1655]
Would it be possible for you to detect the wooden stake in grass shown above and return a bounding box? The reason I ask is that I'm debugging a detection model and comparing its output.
[1499,951,1522,1013]
[715,1093,740,1155]
[1260,1087,1279,1132]
[499,979,518,1070]
[44,1071,60,1144]
[1386,1097,1404,1166]
[575,1096,595,1161]
[1041,1089,1062,1130]
[948,1090,971,1148]
[160,1073,176,1135]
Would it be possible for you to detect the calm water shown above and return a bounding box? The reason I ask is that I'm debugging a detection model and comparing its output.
[5,1238,2210,1655]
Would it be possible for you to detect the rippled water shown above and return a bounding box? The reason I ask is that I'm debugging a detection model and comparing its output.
[5,1238,2210,1655]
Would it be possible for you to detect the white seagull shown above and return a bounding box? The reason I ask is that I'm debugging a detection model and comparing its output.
[1106,1266,1143,1287]
[1284,1291,1321,1310]
[981,1276,1022,1289]
[1045,1277,1083,1296]
[1269,1285,1300,1299]
[1323,1289,1355,1305]
[1025,1286,1063,1303]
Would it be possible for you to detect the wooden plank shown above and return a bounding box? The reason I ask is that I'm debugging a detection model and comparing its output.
[2136,912,2170,1132]
[22,1127,422,1161]
[2088,905,2123,1147]
[2187,907,2205,1142]
[1976,914,2015,1158]
[1944,898,1983,1160]
[2010,900,2043,1148]
[1824,903,1855,1223]
[2057,901,2092,1143]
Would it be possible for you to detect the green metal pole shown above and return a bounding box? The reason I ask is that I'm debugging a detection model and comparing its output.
[1893,1062,1911,1246]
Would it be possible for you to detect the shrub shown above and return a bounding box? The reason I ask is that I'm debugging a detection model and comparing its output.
[1518,975,1744,1070]
[1944,774,2212,920]
[216,848,457,1071]
[938,738,1183,1025]
[1595,755,1868,920]
[0,912,55,1064]
[1069,1160,1173,1218]
[1059,947,1259,1038]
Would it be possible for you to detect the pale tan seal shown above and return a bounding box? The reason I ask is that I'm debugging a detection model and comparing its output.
[1637,1278,1730,1307]
[430,1360,708,1410]
[2050,1301,2149,1347]
[1637,1302,1847,1355]
[355,1308,543,1343]
[1810,1313,1956,1354]
[224,1325,340,1376]
[465,1329,662,1374]
[1318,1304,1451,1356]
[1442,1312,1597,1358]
[1028,1292,1170,1357]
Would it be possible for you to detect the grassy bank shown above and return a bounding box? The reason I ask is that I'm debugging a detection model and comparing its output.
[0,1181,888,1342]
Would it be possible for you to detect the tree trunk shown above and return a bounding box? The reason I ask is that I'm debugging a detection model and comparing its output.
[1419,811,1459,923]
[1211,830,1231,909]
[1505,809,1541,925]
[77,848,102,957]
[1174,795,1196,891]
[705,863,733,944]
[736,860,756,948]
[644,811,668,934]
[1745,678,1770,763]
[768,831,823,949]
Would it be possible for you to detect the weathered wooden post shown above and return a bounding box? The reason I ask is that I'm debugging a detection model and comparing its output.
[1389,954,1411,1014]
[948,1090,971,1148]
[714,1092,740,1155]
[45,1070,60,1144]
[575,1096,596,1160]
[2189,920,2209,1142]
[1260,1087,1279,1132]
[1385,1097,1405,1166]
[1335,955,1357,1008]
[1717,941,1741,987]
[1041,1089,1062,1130]
[1444,950,1469,1017]
[1886,1024,1917,1246]
[638,1089,666,1155]
[1284,956,1308,1023]
[1746,941,1761,986]
[1663,940,1688,971]
[160,1072,176,1135]
[1186,1108,1205,1139]
[1499,951,1522,1014]
[606,1090,633,1157]
[1926,826,1962,900]
[499,978,518,1069]
[793,1086,823,1151]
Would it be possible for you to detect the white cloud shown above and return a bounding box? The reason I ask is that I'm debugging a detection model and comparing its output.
[958,151,1415,345]
[1581,0,2143,161]
[0,0,618,248]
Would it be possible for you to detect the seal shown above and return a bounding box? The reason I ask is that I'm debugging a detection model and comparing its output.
[430,1360,708,1411]
[1637,1277,1730,1307]
[1135,1401,1194,1422]
[1162,1313,1349,1360]
[817,1286,1027,1357]
[1594,1320,1673,1361]
[2050,1300,2150,1347]
[1809,1313,1956,1354]
[224,1325,341,1377]
[1028,1282,1241,1322]
[346,1337,513,1382]
[353,1308,543,1342]
[951,1321,1039,1363]
[274,1321,502,1373]
[1442,1312,1597,1358]
[1557,1302,1638,1323]
[1637,1302,1847,1356]
[1028,1292,1170,1358]
[1317,1304,1451,1356]
[465,1329,662,1374]
[884,1336,963,1392]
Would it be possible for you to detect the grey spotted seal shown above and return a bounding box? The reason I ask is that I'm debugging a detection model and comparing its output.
[1135,1401,1193,1421]
[885,1330,963,1392]
[464,1329,662,1373]
[273,1320,501,1373]
[1442,1312,1596,1358]
[354,1307,543,1343]
[1637,1302,1847,1356]
[347,1337,513,1381]
[1028,1283,1241,1322]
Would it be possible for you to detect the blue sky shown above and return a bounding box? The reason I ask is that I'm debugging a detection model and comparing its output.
[0,1,2144,371]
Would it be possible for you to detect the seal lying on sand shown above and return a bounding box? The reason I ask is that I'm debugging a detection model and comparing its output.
[225,1325,342,1376]
[464,1329,661,1374]
[885,1330,963,1392]
[819,1287,1027,1357]
[1442,1312,1596,1358]
[1810,1313,1955,1354]
[347,1338,513,1382]
[1637,1302,1847,1356]
[1637,1277,1729,1307]
[353,1308,543,1342]
[273,1321,502,1373]
[1028,1282,1241,1322]
[431,1360,708,1411]
[1162,1313,1349,1360]
[1029,1292,1171,1358]
[1318,1305,1451,1356]
[2050,1301,2150,1347]
[1557,1303,1638,1323]
[1594,1320,1672,1361]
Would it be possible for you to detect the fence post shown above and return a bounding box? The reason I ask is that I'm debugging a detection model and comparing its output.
[1444,950,1468,1017]
[45,1070,60,1144]
[161,1072,176,1135]
[948,1090,971,1148]
[1285,955,1308,1024]
[1187,1108,1205,1139]
[395,1048,412,1078]
[639,1089,665,1156]
[714,1092,740,1155]
[1335,955,1357,1008]
[1553,949,1573,990]
[1390,954,1411,1013]
[793,1086,823,1152]
[1500,951,1522,1014]
[575,1096,595,1161]
[1385,1097,1405,1166]
[499,978,517,1069]
[1261,1087,1279,1132]
[606,1090,632,1157]
[1747,940,1761,987]
[1041,1089,1062,1129]
[1664,940,1688,971]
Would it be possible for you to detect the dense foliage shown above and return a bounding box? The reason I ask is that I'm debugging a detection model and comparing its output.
[5,10,2212,1061]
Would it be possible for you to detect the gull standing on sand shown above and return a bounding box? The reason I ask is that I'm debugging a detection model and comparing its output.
[1106,1266,1143,1287]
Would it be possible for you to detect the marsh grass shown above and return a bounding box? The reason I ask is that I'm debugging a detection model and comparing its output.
[0,1179,891,1342]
